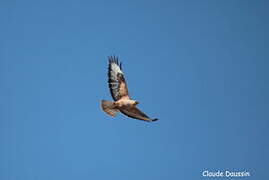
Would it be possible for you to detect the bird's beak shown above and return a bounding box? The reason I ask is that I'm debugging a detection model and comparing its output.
[135,101,139,105]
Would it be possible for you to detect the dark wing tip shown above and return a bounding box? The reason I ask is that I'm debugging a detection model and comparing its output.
[144,118,158,123]
[108,56,113,63]
[108,55,122,69]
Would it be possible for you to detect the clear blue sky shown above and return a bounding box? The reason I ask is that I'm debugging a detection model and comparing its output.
[1,0,268,179]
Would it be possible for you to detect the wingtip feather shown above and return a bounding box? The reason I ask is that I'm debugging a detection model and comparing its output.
[108,55,121,69]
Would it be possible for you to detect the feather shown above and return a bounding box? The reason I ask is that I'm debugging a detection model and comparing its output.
[107,56,129,101]
[120,106,158,122]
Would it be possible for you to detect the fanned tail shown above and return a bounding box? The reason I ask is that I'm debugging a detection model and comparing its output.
[101,100,118,117]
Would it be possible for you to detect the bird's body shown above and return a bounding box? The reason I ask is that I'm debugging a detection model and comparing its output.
[101,56,158,122]
[115,98,136,108]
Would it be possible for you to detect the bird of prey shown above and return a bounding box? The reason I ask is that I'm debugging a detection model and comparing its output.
[101,56,158,122]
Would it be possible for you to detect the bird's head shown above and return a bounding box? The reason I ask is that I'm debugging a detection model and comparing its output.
[134,101,139,105]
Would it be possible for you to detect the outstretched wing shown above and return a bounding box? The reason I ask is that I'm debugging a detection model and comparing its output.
[119,106,158,122]
[108,56,129,101]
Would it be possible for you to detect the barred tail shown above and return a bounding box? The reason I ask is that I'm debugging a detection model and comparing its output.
[101,100,118,117]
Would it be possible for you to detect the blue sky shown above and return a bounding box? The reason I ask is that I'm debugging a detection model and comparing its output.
[1,0,268,179]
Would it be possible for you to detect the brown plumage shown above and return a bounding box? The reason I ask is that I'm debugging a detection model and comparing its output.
[101,56,158,122]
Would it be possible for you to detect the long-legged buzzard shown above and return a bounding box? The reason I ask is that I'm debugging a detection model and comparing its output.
[101,56,158,122]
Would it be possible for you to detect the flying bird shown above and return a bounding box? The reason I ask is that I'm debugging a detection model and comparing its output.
[101,56,158,122]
